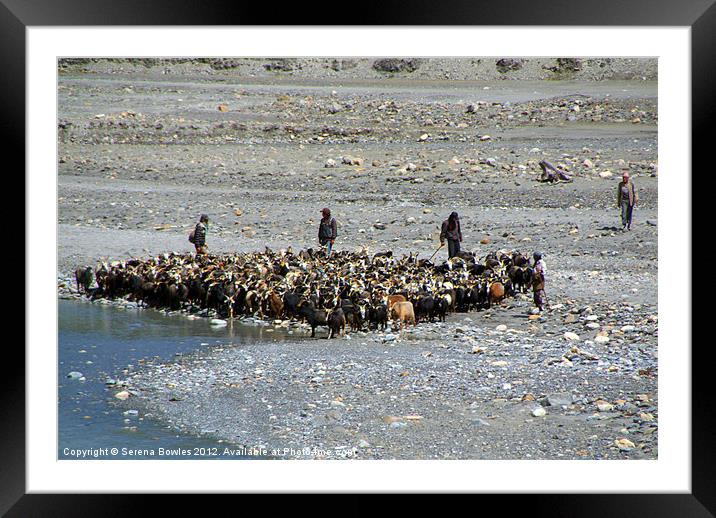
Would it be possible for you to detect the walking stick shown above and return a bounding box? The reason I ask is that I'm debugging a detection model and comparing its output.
[428,243,444,261]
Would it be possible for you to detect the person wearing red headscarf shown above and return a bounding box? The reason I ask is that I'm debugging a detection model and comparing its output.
[617,171,638,231]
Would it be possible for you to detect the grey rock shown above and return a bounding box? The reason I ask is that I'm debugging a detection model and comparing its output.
[471,417,491,427]
[372,58,422,73]
[546,393,572,407]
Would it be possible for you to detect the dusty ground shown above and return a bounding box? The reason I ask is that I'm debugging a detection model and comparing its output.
[58,58,658,459]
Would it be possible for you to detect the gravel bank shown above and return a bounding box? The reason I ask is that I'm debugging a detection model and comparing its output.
[116,301,657,460]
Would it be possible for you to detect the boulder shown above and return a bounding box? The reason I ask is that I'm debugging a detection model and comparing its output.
[372,58,422,73]
[495,58,525,73]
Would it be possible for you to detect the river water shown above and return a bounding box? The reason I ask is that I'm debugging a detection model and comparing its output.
[58,299,290,459]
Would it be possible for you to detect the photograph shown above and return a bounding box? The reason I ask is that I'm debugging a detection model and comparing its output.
[7,8,708,511]
[56,56,659,461]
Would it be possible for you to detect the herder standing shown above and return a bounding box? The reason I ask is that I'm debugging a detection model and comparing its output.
[440,211,463,259]
[617,171,638,231]
[532,251,547,313]
[190,214,209,255]
[318,207,337,256]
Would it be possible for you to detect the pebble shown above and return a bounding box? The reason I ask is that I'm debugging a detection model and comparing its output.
[596,401,614,412]
[342,156,364,166]
[67,371,83,379]
[471,417,491,427]
[564,332,580,341]
[547,393,572,407]
[532,407,547,417]
[614,438,636,451]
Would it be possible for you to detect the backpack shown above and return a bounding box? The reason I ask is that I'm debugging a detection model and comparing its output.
[319,217,337,240]
[188,229,195,244]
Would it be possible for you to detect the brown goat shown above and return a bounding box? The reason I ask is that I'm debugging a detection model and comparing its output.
[387,294,407,310]
[390,301,416,336]
[489,282,506,306]
[265,291,284,319]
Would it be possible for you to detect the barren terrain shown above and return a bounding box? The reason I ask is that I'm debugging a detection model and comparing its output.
[58,58,658,459]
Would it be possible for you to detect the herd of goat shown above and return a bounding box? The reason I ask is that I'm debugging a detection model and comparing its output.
[73,247,536,338]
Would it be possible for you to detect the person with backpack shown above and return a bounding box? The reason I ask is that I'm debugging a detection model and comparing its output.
[189,214,209,255]
[440,211,463,259]
[318,207,337,256]
[531,251,547,313]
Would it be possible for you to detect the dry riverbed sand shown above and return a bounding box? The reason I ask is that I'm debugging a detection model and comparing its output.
[58,58,657,459]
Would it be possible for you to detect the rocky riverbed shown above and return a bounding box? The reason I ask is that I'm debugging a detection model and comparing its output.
[58,58,658,459]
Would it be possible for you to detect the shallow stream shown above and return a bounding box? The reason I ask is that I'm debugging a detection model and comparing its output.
[58,298,290,459]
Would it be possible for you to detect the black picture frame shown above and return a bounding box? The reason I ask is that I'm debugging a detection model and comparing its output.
[5,0,709,514]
